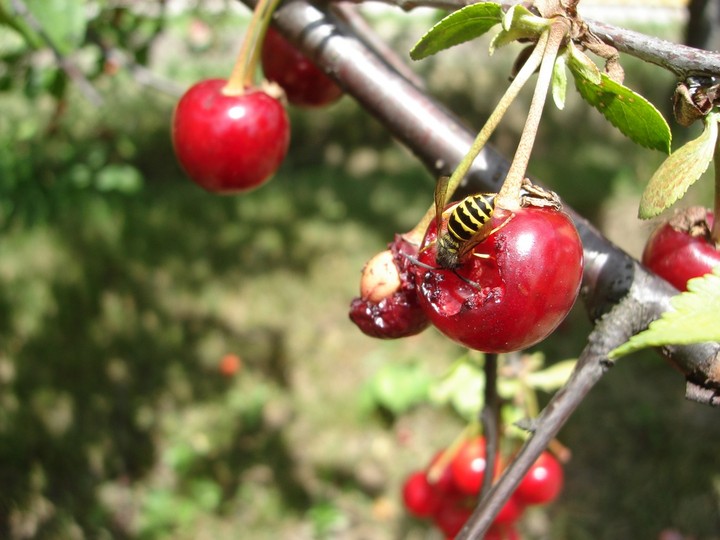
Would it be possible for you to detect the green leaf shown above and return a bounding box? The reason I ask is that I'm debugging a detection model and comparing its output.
[639,113,719,219]
[566,41,601,85]
[429,360,484,421]
[525,359,576,391]
[409,3,503,60]
[1,0,86,54]
[551,52,568,110]
[609,266,720,359]
[368,362,431,415]
[489,4,549,54]
[95,164,143,193]
[571,70,671,153]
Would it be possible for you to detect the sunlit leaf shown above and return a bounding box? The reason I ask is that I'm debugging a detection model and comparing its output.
[489,4,549,54]
[410,3,503,60]
[566,41,601,84]
[552,52,567,110]
[525,359,576,391]
[571,69,671,153]
[639,113,718,219]
[609,266,720,359]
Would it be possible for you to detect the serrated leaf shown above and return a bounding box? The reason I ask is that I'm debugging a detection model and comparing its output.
[410,3,503,60]
[572,70,671,153]
[552,52,567,110]
[525,359,576,391]
[488,5,549,54]
[639,113,718,219]
[609,266,720,359]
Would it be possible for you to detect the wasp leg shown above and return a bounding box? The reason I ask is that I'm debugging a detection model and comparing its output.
[400,251,436,271]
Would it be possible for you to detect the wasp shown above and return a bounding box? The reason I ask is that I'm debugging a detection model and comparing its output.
[435,176,495,270]
[432,176,498,269]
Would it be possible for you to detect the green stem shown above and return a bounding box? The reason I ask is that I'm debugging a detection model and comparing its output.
[223,0,283,95]
[407,30,550,241]
[495,20,568,210]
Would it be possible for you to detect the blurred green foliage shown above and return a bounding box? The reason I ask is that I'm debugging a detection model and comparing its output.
[0,2,718,540]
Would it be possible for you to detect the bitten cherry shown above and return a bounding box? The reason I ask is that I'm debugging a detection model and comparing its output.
[171,79,290,193]
[414,205,583,352]
[349,235,430,339]
[642,207,719,291]
[261,27,343,108]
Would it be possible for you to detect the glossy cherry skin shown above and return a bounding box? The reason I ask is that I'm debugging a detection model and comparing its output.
[414,206,583,353]
[402,471,441,518]
[261,28,343,108]
[450,436,490,495]
[171,79,290,193]
[642,210,719,291]
[513,451,564,505]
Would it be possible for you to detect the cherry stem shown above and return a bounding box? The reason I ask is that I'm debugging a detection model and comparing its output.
[713,116,720,246]
[495,20,568,211]
[479,353,499,502]
[405,28,550,242]
[224,0,282,95]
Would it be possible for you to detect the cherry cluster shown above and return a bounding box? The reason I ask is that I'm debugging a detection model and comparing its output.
[172,25,341,194]
[402,437,563,539]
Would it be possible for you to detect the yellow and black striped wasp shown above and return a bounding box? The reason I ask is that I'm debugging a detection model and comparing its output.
[432,175,497,269]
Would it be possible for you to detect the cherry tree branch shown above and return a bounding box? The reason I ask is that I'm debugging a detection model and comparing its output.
[337,0,720,78]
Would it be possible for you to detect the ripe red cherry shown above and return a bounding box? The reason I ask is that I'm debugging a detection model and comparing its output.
[171,79,290,193]
[642,207,719,291]
[401,471,441,518]
[450,436,490,495]
[414,205,583,353]
[514,451,564,505]
[349,236,430,339]
[433,498,473,537]
[485,524,520,540]
[261,28,343,108]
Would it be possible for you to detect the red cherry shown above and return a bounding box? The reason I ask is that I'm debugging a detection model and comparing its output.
[642,207,719,291]
[401,471,441,518]
[450,436,489,495]
[261,28,343,108]
[171,79,290,193]
[485,524,521,540]
[493,495,523,525]
[414,205,583,353]
[514,451,564,505]
[433,498,473,537]
[349,235,430,339]
[427,450,462,497]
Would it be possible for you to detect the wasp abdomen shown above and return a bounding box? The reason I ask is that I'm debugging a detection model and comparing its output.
[447,194,495,242]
